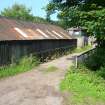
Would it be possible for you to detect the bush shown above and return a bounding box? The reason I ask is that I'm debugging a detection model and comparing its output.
[18,55,39,68]
[96,65,105,79]
[84,47,105,70]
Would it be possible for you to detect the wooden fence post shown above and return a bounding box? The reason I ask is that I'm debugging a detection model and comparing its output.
[76,56,78,68]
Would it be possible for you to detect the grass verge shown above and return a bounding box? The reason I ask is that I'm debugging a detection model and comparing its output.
[60,65,105,105]
[72,45,92,53]
[0,55,39,79]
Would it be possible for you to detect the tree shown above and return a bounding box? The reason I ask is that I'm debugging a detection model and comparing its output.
[45,3,57,22]
[1,4,34,21]
[80,9,105,46]
[1,4,49,24]
[50,0,105,8]
[46,0,105,46]
[33,16,48,23]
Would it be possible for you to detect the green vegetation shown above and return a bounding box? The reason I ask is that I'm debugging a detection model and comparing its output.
[72,45,92,53]
[46,0,105,46]
[85,47,105,70]
[60,65,105,105]
[0,55,39,79]
[45,66,58,73]
[60,46,105,105]
[1,3,48,24]
[45,1,105,104]
[1,4,34,21]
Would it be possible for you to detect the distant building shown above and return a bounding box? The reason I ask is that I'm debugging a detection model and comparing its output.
[67,27,89,48]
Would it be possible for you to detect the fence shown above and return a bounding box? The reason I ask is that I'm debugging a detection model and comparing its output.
[75,47,96,68]
[0,39,77,66]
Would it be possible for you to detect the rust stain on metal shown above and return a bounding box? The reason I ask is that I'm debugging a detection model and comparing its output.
[0,17,72,41]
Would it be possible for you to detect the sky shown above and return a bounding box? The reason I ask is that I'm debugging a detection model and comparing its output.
[0,0,57,20]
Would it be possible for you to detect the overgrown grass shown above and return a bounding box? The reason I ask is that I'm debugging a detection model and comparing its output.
[60,65,105,105]
[72,45,92,53]
[45,66,58,73]
[0,55,39,79]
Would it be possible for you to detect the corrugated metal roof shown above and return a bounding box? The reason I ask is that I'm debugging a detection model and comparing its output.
[0,17,72,41]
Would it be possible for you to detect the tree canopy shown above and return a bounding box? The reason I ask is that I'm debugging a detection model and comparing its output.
[1,4,48,24]
[1,4,34,21]
[46,0,105,46]
[50,0,105,8]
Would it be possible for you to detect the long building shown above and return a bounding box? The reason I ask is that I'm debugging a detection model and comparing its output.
[0,17,77,66]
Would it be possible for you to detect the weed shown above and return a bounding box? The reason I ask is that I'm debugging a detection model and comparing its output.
[0,55,39,79]
[60,65,105,105]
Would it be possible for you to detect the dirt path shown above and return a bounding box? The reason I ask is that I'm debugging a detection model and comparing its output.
[0,54,76,105]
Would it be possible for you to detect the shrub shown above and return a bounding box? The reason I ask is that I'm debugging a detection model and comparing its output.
[18,55,39,68]
[84,47,105,70]
[96,65,105,79]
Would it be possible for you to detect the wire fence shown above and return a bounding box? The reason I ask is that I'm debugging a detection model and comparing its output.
[37,45,75,62]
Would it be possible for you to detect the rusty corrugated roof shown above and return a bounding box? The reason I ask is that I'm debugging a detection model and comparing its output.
[0,17,72,41]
